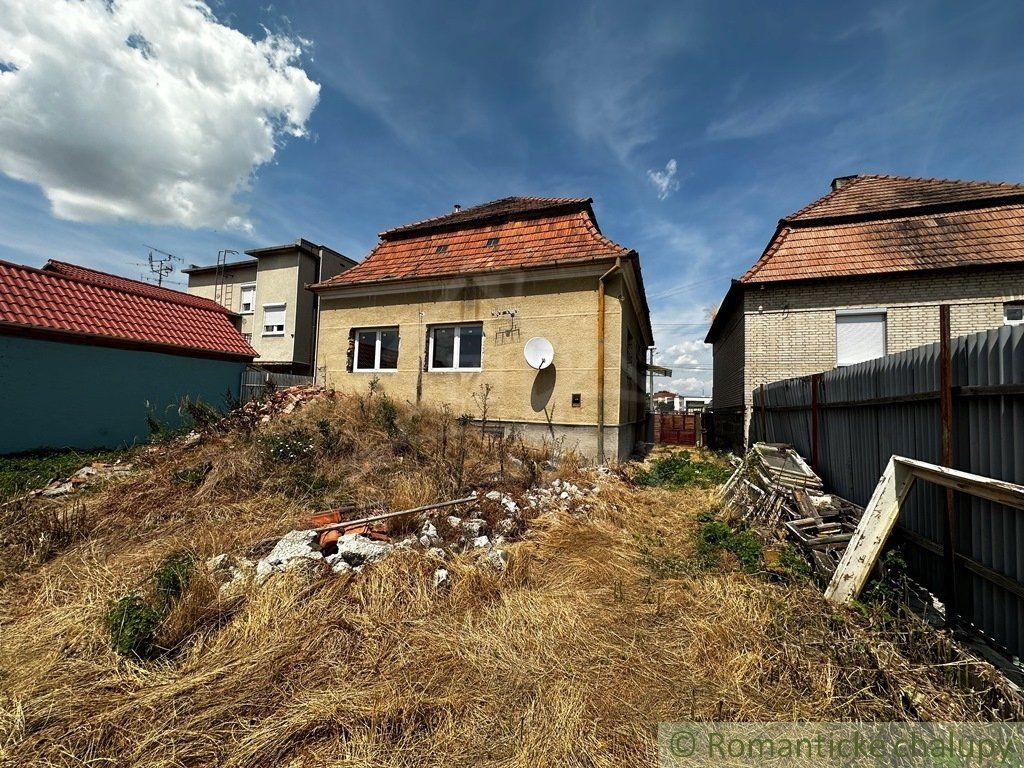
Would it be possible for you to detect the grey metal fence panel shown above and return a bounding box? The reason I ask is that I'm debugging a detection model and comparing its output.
[239,368,313,403]
[751,324,1024,658]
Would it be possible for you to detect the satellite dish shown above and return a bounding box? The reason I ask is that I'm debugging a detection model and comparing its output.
[524,337,554,369]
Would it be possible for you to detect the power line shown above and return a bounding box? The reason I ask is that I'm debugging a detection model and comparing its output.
[646,267,741,301]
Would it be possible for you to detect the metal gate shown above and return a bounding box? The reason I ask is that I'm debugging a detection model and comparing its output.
[654,412,701,446]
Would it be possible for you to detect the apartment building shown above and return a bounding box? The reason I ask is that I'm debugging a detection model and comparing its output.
[186,239,354,374]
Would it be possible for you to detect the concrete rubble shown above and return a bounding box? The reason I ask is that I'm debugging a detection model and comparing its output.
[523,477,596,516]
[433,567,450,588]
[211,470,612,588]
[30,462,133,500]
[255,530,323,584]
[206,553,256,596]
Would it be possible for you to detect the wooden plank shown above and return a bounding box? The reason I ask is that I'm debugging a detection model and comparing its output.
[825,457,916,604]
[895,457,1024,511]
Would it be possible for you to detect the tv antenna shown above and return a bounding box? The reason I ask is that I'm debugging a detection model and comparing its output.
[144,245,179,287]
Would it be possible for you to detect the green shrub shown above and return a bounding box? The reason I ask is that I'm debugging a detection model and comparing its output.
[693,518,767,573]
[729,529,763,572]
[105,593,163,659]
[153,551,196,605]
[179,397,222,429]
[694,520,733,568]
[373,396,400,437]
[778,544,811,580]
[105,550,196,659]
[634,451,732,489]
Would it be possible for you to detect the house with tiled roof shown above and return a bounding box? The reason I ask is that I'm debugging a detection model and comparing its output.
[0,258,255,453]
[184,239,356,375]
[705,174,1024,449]
[312,196,653,460]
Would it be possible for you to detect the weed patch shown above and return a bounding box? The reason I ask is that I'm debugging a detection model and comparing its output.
[105,594,163,659]
[0,502,95,582]
[694,518,763,573]
[104,550,197,659]
[0,449,124,501]
[633,451,732,489]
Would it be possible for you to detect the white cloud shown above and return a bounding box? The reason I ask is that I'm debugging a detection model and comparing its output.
[647,158,680,199]
[0,0,320,230]
[706,84,839,140]
[660,339,702,367]
[539,5,698,165]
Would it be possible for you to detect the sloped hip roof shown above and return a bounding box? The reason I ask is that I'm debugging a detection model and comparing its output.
[705,174,1024,343]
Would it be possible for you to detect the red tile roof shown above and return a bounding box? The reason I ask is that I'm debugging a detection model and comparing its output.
[741,174,1024,284]
[0,259,255,359]
[315,198,630,289]
[380,196,594,237]
[789,174,1024,221]
[43,259,234,315]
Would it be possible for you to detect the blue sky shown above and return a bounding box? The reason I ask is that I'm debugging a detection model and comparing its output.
[3,0,1024,394]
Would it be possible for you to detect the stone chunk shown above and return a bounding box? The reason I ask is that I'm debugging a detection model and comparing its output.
[256,530,323,584]
[461,518,488,537]
[325,553,354,574]
[479,548,509,570]
[334,534,392,565]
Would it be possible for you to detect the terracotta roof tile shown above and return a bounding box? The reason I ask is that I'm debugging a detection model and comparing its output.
[741,175,1024,284]
[788,174,1024,221]
[0,260,255,359]
[380,196,593,237]
[316,204,629,288]
[43,259,233,315]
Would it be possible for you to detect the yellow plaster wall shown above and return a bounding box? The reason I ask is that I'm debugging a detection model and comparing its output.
[317,270,630,429]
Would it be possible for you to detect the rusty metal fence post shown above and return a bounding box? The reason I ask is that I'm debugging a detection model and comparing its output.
[939,304,957,626]
[810,372,821,473]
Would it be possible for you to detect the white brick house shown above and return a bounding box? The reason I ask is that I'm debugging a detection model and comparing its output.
[705,174,1024,449]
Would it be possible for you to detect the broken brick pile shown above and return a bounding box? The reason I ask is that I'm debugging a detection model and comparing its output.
[207,475,604,594]
[218,385,332,432]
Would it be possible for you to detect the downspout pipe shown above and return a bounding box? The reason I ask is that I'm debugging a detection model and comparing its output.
[596,257,622,464]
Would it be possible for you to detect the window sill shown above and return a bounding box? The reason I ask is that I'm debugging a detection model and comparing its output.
[240,310,254,315]
[352,369,399,373]
[262,332,285,337]
[428,368,483,373]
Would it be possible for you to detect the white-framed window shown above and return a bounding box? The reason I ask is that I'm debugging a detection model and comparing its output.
[1004,302,1024,326]
[429,323,483,371]
[354,327,400,371]
[262,303,286,336]
[239,283,256,314]
[836,309,886,366]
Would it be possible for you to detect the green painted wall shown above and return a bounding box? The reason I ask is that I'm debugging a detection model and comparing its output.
[0,335,246,454]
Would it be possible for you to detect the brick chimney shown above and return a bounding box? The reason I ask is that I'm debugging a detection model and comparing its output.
[831,175,858,192]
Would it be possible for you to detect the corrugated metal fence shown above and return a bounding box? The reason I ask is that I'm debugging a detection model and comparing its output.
[240,368,313,403]
[751,322,1024,658]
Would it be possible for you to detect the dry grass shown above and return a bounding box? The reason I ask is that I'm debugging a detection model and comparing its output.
[0,397,1019,767]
